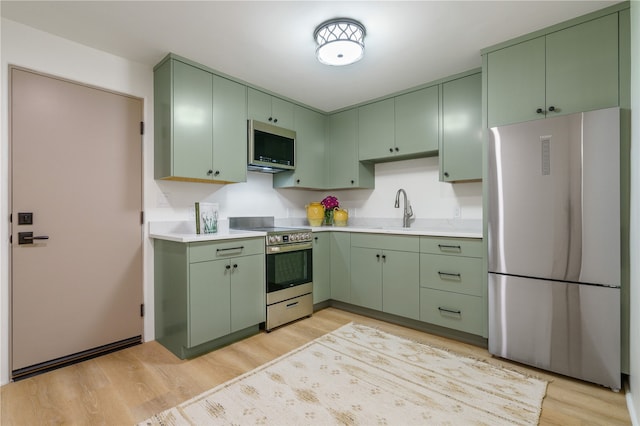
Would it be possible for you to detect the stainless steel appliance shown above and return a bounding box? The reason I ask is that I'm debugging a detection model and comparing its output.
[230,217,313,331]
[487,107,621,390]
[247,120,296,173]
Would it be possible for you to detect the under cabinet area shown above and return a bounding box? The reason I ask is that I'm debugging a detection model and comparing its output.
[154,237,265,359]
[485,12,621,128]
[419,236,484,336]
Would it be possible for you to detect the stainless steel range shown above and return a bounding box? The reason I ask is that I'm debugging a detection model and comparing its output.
[230,217,313,331]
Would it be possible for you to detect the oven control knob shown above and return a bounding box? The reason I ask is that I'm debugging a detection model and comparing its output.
[291,234,298,241]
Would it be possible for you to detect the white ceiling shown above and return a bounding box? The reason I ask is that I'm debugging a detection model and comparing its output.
[1,1,620,113]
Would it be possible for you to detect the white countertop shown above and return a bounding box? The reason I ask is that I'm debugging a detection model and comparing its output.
[149,221,266,243]
[149,218,482,242]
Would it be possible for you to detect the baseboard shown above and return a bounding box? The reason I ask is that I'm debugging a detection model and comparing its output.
[626,379,640,426]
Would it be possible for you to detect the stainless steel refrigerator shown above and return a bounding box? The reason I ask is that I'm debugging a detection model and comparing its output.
[487,107,621,390]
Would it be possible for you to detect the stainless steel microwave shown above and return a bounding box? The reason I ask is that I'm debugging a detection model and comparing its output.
[247,119,296,173]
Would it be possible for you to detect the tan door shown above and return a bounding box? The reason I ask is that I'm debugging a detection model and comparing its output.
[10,67,143,375]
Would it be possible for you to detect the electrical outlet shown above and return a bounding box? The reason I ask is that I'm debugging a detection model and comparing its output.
[453,205,461,219]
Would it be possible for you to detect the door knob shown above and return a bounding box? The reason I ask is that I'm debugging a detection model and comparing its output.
[18,232,49,245]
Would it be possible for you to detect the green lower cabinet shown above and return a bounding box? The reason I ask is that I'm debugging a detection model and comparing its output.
[330,232,351,302]
[154,238,265,359]
[350,247,383,310]
[312,233,331,304]
[382,250,419,320]
[189,260,232,347]
[419,288,483,336]
[191,254,265,346]
[350,233,420,319]
[419,236,484,336]
[420,254,483,297]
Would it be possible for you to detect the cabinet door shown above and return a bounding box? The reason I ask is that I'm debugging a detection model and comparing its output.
[271,97,295,129]
[440,73,482,182]
[173,60,214,179]
[247,88,294,129]
[486,37,546,127]
[274,106,325,188]
[189,260,230,347]
[350,247,383,310]
[330,232,351,302]
[382,250,419,320]
[212,76,247,183]
[395,86,439,155]
[358,99,395,161]
[230,254,265,332]
[546,13,618,116]
[326,110,374,189]
[247,88,272,122]
[312,233,331,303]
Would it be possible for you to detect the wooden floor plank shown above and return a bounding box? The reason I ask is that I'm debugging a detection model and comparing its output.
[0,307,631,425]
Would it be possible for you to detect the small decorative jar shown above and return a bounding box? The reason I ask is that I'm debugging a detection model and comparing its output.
[333,208,349,227]
[306,202,325,227]
[323,208,334,226]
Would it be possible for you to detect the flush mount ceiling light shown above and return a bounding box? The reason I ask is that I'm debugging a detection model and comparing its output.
[314,18,366,66]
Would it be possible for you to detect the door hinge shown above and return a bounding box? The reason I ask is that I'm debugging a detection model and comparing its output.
[9,213,12,223]
[140,211,144,225]
[140,121,145,135]
[140,304,145,317]
[9,235,12,244]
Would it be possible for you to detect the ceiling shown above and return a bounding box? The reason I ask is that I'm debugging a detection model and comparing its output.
[1,1,620,113]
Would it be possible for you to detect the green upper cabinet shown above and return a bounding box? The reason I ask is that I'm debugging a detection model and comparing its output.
[326,109,374,189]
[358,86,439,162]
[154,55,247,183]
[358,98,395,161]
[395,86,440,155]
[545,14,618,116]
[486,38,545,127]
[273,105,325,189]
[440,72,482,182]
[212,76,248,183]
[486,12,619,127]
[247,87,295,129]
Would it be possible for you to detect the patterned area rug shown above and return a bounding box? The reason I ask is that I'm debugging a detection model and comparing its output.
[139,323,548,425]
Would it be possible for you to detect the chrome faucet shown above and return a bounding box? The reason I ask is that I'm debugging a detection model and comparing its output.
[394,188,414,228]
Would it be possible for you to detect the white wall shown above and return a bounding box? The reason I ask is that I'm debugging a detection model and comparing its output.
[0,18,482,385]
[628,1,639,423]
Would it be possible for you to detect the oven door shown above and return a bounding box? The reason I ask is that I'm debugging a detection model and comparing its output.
[266,243,312,293]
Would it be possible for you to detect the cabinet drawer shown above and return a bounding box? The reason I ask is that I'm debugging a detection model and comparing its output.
[189,238,264,263]
[420,236,482,257]
[420,288,483,335]
[351,233,419,252]
[420,254,483,296]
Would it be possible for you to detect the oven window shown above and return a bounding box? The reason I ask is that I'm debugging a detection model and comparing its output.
[266,248,312,292]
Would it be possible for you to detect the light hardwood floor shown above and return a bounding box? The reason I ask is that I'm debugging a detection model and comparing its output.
[0,307,631,425]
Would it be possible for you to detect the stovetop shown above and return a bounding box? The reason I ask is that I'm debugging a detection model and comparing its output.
[229,217,311,245]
